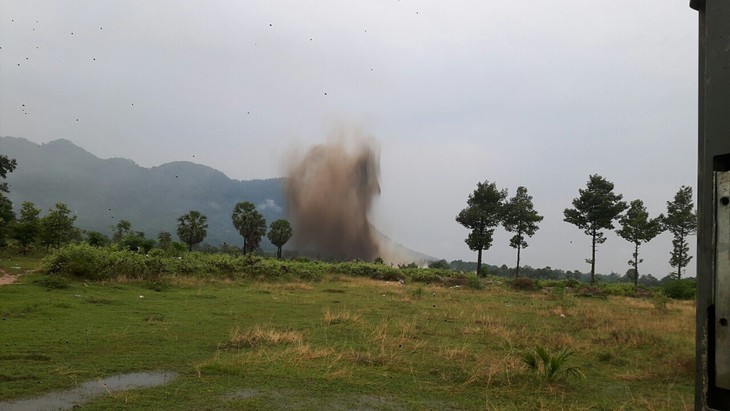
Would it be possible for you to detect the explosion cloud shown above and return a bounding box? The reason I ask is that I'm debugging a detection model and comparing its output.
[285,131,381,261]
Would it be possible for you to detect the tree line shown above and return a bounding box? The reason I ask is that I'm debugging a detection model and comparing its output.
[457,175,697,285]
[0,155,293,258]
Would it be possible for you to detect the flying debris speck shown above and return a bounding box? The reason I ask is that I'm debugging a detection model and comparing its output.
[324,92,328,95]
[76,119,79,121]
[269,23,272,26]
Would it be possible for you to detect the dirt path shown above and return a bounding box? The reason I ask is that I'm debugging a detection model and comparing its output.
[0,267,19,286]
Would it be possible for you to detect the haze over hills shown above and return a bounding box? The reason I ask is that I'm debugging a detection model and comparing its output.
[0,136,433,263]
[0,136,286,249]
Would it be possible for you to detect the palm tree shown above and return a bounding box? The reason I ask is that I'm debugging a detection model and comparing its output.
[176,210,208,251]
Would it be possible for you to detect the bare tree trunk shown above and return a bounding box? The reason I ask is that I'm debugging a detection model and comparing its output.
[277,246,282,259]
[515,245,521,278]
[634,243,639,288]
[477,248,483,277]
[591,231,597,285]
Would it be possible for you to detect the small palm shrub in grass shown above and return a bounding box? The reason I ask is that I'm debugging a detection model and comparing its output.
[522,346,585,383]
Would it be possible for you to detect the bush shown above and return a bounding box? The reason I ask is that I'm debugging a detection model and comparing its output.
[662,279,696,300]
[34,275,69,289]
[511,277,537,291]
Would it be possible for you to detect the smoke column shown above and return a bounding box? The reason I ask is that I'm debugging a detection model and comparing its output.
[285,131,381,261]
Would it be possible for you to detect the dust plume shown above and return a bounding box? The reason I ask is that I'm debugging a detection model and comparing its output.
[285,131,381,261]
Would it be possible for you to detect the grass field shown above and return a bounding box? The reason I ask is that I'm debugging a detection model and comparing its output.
[0,254,694,410]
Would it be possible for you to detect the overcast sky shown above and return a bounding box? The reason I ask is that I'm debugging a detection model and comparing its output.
[0,1,698,278]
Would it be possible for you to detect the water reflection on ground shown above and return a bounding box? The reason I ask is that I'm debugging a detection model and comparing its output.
[0,371,177,411]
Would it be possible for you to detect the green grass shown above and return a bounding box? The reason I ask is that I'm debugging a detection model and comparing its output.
[0,258,694,410]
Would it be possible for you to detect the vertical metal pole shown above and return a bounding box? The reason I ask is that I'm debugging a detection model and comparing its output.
[692,0,730,408]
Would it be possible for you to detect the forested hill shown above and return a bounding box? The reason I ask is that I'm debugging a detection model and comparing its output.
[0,136,286,248]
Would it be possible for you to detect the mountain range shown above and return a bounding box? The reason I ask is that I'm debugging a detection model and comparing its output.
[0,136,432,262]
[0,136,286,249]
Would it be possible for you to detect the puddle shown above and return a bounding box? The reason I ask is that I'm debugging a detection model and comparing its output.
[0,371,177,411]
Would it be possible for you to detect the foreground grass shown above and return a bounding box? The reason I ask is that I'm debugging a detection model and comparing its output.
[0,270,694,409]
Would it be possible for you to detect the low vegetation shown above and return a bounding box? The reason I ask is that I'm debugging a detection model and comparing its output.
[0,250,694,410]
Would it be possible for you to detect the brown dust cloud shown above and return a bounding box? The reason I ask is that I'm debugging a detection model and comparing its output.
[285,130,382,261]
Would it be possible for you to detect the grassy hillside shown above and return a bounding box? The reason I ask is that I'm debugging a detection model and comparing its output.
[0,252,693,410]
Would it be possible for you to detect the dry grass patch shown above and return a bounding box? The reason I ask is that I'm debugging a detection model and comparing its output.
[283,344,336,363]
[228,325,303,348]
[259,282,314,292]
[464,352,523,387]
[323,308,362,325]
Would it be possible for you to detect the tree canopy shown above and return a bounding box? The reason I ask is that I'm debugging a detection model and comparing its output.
[662,186,696,279]
[176,210,208,251]
[232,201,267,254]
[0,155,17,246]
[267,219,293,259]
[502,186,543,277]
[564,174,627,284]
[12,201,41,254]
[0,154,17,196]
[616,199,663,287]
[40,203,81,250]
[456,180,506,277]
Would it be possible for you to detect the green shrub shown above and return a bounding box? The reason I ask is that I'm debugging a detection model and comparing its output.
[652,293,670,312]
[411,286,424,299]
[576,285,607,299]
[34,275,69,289]
[146,278,170,292]
[43,243,104,280]
[662,279,696,300]
[511,277,537,291]
[466,275,484,290]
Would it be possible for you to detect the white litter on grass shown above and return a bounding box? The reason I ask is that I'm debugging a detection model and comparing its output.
[139,295,144,299]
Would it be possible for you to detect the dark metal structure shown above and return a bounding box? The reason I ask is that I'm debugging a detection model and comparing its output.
[691,0,730,408]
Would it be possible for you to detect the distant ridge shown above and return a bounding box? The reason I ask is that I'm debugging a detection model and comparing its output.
[0,136,434,262]
[0,136,286,248]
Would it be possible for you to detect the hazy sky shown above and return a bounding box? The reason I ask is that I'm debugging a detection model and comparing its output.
[0,1,698,278]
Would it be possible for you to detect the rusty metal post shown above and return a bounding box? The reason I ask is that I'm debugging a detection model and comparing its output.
[691,0,730,408]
